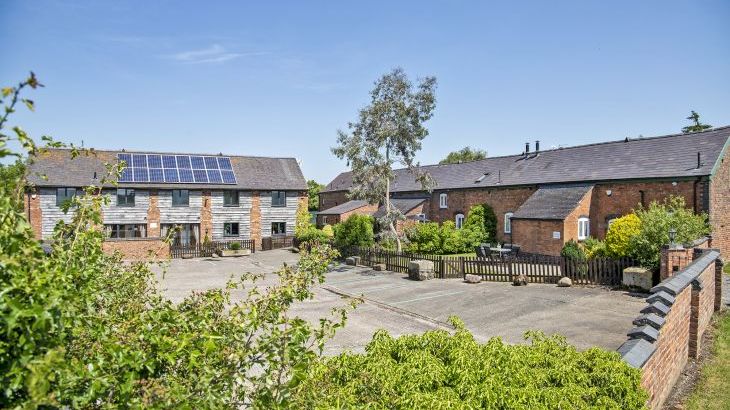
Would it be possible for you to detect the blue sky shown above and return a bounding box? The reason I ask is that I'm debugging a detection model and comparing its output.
[2,1,729,183]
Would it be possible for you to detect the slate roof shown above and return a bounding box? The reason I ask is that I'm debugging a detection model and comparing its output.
[317,200,372,215]
[324,126,730,193]
[511,184,594,220]
[372,198,427,219]
[26,148,308,190]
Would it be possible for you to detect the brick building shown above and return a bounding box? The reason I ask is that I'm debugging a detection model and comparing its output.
[320,127,730,256]
[25,149,307,253]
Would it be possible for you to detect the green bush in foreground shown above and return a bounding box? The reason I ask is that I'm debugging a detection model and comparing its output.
[333,214,374,249]
[292,318,647,409]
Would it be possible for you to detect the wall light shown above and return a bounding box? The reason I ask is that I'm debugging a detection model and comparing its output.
[606,190,612,197]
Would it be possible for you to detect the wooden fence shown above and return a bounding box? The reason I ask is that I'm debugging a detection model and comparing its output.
[170,239,256,259]
[261,236,294,251]
[341,246,636,286]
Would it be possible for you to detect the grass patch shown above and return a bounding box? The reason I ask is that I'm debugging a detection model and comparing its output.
[686,312,730,409]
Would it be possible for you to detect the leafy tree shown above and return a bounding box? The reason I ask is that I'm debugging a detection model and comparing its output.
[604,214,641,258]
[630,196,709,270]
[460,205,489,250]
[438,146,487,164]
[306,179,324,211]
[682,110,712,133]
[0,160,26,210]
[404,222,441,254]
[333,214,375,249]
[332,68,437,252]
[295,200,313,236]
[0,74,353,408]
[291,318,648,409]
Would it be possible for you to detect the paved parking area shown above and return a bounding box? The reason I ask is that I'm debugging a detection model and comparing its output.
[155,250,647,354]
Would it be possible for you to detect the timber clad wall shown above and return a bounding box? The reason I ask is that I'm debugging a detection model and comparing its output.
[101,189,149,224]
[39,188,75,238]
[259,191,299,237]
[158,190,203,224]
[211,191,253,239]
[710,150,730,258]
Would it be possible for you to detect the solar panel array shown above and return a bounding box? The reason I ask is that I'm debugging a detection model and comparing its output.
[117,153,237,184]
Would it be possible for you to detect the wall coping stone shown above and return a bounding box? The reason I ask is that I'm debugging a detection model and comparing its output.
[647,291,675,306]
[628,325,660,343]
[689,236,711,248]
[617,338,656,369]
[633,313,666,330]
[641,301,671,317]
[651,250,721,296]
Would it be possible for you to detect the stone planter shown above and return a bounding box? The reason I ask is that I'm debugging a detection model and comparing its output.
[409,260,434,281]
[623,267,652,291]
[221,249,251,257]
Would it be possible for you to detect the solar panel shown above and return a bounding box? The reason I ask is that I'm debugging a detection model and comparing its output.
[117,153,237,184]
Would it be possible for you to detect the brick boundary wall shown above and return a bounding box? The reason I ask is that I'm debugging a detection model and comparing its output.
[102,237,171,260]
[618,248,722,409]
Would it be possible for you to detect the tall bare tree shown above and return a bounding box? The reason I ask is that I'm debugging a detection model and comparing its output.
[332,68,437,251]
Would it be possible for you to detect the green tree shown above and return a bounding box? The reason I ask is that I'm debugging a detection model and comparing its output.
[682,110,712,133]
[438,146,487,164]
[307,179,324,211]
[460,205,489,250]
[0,160,26,210]
[332,68,437,252]
[0,74,353,408]
[481,203,497,240]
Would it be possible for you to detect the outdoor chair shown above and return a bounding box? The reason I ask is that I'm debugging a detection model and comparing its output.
[475,245,489,258]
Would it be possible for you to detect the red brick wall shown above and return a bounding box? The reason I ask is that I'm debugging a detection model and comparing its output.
[640,286,691,409]
[427,187,536,243]
[589,180,698,240]
[563,187,594,243]
[147,189,161,237]
[319,191,349,212]
[250,191,261,250]
[690,262,716,358]
[200,191,212,241]
[25,190,43,240]
[511,219,564,255]
[710,149,730,258]
[102,238,170,260]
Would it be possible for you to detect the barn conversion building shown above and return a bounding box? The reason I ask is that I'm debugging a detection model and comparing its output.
[25,149,308,254]
[319,126,730,257]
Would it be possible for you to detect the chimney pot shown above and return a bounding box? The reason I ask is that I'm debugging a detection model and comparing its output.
[525,142,530,154]
[535,140,540,152]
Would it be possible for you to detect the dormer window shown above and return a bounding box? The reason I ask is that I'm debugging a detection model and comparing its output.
[439,193,448,209]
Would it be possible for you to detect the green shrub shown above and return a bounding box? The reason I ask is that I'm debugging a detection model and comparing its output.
[404,222,442,254]
[583,237,607,259]
[561,240,586,261]
[481,203,498,240]
[333,214,374,249]
[297,227,331,243]
[630,196,710,270]
[228,241,242,250]
[461,205,489,249]
[291,318,648,409]
[439,220,465,254]
[321,224,334,238]
[604,214,641,258]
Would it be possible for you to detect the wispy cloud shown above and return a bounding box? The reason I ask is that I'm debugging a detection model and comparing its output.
[169,44,267,64]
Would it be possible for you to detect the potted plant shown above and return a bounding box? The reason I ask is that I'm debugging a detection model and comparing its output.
[221,241,251,257]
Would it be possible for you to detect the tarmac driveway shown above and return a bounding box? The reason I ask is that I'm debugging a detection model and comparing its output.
[155,250,647,354]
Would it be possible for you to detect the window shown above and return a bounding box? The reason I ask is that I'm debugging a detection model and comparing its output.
[439,193,448,208]
[224,222,240,237]
[56,187,77,206]
[271,191,287,207]
[271,222,286,235]
[455,213,465,229]
[105,224,147,239]
[172,189,189,206]
[504,212,514,234]
[161,223,200,246]
[578,217,590,240]
[116,188,135,207]
[223,191,239,207]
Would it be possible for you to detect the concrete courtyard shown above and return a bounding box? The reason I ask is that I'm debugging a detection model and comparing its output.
[154,249,647,354]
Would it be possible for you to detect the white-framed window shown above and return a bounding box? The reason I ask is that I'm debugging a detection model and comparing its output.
[504,212,513,234]
[578,217,590,240]
[455,213,465,229]
[439,193,448,208]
